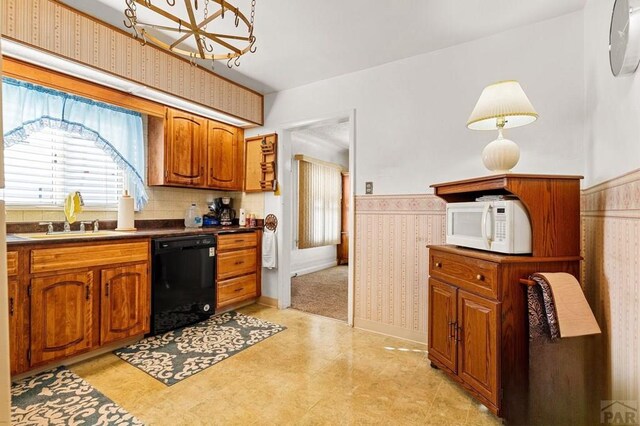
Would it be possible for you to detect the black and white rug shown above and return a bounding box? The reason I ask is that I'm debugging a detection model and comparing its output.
[11,367,142,425]
[115,311,286,385]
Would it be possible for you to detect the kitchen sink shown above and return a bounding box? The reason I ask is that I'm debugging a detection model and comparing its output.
[15,230,135,240]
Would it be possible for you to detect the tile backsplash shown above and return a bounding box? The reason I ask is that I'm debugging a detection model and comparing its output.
[6,186,265,224]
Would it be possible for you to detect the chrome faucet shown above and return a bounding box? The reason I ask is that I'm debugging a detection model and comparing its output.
[39,222,54,234]
[93,219,100,232]
[63,221,71,233]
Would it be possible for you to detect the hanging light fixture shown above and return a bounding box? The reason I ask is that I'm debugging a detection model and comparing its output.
[124,0,257,69]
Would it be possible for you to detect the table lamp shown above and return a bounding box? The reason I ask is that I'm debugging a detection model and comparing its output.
[466,80,538,173]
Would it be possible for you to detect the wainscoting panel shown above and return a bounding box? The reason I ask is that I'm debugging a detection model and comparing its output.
[1,0,263,124]
[581,169,640,402]
[354,195,445,343]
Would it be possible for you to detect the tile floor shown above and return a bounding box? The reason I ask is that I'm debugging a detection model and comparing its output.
[70,305,501,425]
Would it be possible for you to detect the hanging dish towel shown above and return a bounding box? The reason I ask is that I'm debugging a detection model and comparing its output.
[262,230,277,269]
[528,272,601,341]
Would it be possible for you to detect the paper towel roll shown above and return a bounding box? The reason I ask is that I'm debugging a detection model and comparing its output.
[116,192,136,231]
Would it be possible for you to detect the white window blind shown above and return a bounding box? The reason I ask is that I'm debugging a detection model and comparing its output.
[4,127,124,208]
[296,155,342,249]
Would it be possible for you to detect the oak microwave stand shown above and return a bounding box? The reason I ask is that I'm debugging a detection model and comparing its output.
[427,174,582,423]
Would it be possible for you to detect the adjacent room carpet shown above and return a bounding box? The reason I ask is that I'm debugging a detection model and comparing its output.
[11,367,142,425]
[291,265,348,321]
[115,311,286,385]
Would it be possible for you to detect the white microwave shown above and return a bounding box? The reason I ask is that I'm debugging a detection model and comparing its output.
[446,200,532,254]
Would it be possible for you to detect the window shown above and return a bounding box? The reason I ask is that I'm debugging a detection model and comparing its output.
[2,77,148,209]
[4,127,124,208]
[296,155,342,249]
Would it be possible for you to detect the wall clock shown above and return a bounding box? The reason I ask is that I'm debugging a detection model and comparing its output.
[610,0,640,76]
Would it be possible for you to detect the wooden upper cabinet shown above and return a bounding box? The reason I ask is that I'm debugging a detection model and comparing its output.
[457,289,500,406]
[207,120,244,190]
[100,263,150,345]
[165,109,207,186]
[148,107,244,190]
[428,278,457,372]
[30,271,94,366]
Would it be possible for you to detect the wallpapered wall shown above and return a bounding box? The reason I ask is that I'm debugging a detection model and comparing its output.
[581,169,640,403]
[353,195,445,342]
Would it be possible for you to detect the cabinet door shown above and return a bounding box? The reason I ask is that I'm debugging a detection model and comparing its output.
[8,277,21,375]
[428,278,457,372]
[166,109,207,186]
[457,289,500,406]
[100,263,150,345]
[30,272,94,366]
[207,120,243,189]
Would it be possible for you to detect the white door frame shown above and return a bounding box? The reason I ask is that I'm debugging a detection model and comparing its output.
[276,109,356,325]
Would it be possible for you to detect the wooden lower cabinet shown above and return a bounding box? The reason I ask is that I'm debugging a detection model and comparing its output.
[457,289,499,405]
[428,245,581,421]
[428,278,457,372]
[216,232,261,310]
[8,241,150,376]
[100,263,150,345]
[30,271,94,366]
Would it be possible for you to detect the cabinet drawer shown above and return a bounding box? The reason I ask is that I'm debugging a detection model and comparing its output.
[31,242,149,274]
[430,251,498,299]
[217,248,257,280]
[7,251,18,277]
[217,274,257,307]
[217,232,257,251]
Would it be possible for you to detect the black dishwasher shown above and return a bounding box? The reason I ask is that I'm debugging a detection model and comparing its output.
[151,235,216,335]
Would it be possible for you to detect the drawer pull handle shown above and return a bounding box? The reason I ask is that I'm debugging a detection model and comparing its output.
[9,297,14,317]
[234,287,244,292]
[476,274,485,281]
[448,321,456,340]
[85,285,91,301]
[235,240,244,243]
[105,283,110,297]
[435,262,442,268]
[456,326,463,342]
[234,260,245,265]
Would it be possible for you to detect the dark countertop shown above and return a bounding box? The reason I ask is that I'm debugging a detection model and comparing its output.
[7,225,262,247]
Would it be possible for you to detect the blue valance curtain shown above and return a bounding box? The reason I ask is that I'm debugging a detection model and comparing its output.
[2,77,148,209]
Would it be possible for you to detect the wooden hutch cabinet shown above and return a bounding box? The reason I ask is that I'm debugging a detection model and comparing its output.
[427,174,582,423]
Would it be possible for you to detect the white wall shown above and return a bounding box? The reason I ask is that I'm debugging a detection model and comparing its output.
[584,0,640,187]
[264,11,585,196]
[290,132,348,276]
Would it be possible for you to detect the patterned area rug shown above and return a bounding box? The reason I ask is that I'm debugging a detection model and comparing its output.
[11,367,142,425]
[115,311,286,385]
[291,265,348,321]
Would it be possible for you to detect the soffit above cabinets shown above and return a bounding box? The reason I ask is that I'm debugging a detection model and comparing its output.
[57,0,586,94]
[1,0,263,126]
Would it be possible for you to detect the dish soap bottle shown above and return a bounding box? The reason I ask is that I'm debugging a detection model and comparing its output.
[184,203,202,228]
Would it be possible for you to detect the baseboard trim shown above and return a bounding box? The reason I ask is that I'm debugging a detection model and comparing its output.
[354,318,427,345]
[257,295,278,308]
[291,260,338,277]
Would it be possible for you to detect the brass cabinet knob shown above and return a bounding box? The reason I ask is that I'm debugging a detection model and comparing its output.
[476,274,484,281]
[435,262,442,268]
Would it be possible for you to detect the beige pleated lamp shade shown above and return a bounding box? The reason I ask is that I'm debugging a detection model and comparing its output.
[467,80,538,130]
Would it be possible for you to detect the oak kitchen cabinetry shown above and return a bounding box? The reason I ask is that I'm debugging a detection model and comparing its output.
[148,108,245,191]
[9,241,150,375]
[216,231,262,309]
[427,174,583,423]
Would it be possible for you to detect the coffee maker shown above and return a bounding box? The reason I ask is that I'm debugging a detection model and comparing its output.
[203,197,236,227]
[218,197,236,226]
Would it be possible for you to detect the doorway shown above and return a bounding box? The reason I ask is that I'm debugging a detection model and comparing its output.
[273,111,355,325]
[289,121,350,321]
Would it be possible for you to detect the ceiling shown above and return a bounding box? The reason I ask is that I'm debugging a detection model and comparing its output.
[57,0,587,94]
[292,121,350,152]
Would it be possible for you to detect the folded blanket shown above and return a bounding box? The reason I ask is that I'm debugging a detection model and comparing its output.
[527,272,601,341]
